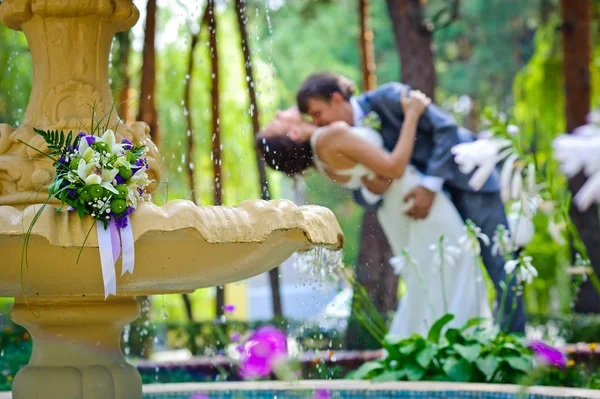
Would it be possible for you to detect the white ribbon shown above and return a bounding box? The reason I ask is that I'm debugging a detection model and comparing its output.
[121,216,135,276]
[97,222,117,299]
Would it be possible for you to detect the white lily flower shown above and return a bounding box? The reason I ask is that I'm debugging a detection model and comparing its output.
[84,174,101,186]
[77,158,96,182]
[451,139,512,191]
[78,136,89,156]
[99,129,125,155]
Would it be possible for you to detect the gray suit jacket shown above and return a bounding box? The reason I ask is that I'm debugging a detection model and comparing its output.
[353,82,500,208]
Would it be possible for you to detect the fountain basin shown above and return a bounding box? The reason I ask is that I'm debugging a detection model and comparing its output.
[0,199,343,298]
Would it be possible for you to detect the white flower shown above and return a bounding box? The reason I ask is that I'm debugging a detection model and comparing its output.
[507,210,535,248]
[451,139,512,191]
[553,119,600,211]
[459,223,490,256]
[507,125,519,136]
[548,218,566,245]
[389,256,407,276]
[504,256,538,285]
[491,226,512,257]
[97,129,125,156]
[430,239,462,267]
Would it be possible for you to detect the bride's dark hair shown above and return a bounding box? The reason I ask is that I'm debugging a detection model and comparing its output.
[256,135,314,176]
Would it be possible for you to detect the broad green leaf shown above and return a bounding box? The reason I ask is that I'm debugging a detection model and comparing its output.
[504,356,532,373]
[416,345,438,369]
[475,355,500,379]
[427,314,455,343]
[460,317,489,331]
[348,361,384,380]
[443,357,474,382]
[399,341,415,355]
[444,328,461,344]
[372,370,406,382]
[454,343,482,363]
[405,360,426,381]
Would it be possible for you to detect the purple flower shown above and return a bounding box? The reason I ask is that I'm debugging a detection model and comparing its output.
[313,390,331,399]
[223,304,236,313]
[77,132,86,138]
[114,207,134,229]
[67,189,77,198]
[529,340,567,368]
[67,206,75,212]
[85,136,96,145]
[59,156,66,164]
[238,326,288,380]
[188,394,209,399]
[115,175,126,185]
[66,145,74,152]
[230,332,242,343]
[122,139,133,150]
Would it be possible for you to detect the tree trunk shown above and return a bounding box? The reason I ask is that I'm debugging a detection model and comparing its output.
[184,30,200,204]
[560,0,600,313]
[206,0,225,318]
[234,0,283,318]
[137,0,159,145]
[346,0,396,350]
[385,0,436,100]
[359,0,377,91]
[115,31,132,124]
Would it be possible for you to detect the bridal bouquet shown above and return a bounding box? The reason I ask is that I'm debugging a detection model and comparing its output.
[21,123,151,299]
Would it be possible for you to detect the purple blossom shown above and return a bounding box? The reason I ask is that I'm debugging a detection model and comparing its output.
[66,145,74,152]
[188,394,209,399]
[238,326,288,380]
[115,175,126,185]
[85,136,96,145]
[122,139,133,150]
[230,332,242,342]
[67,206,75,212]
[77,132,86,138]
[67,188,77,198]
[529,340,567,368]
[114,207,134,229]
[59,156,66,164]
[223,304,236,313]
[313,390,331,399]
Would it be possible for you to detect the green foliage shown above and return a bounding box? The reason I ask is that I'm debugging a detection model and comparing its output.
[32,129,74,157]
[348,314,535,384]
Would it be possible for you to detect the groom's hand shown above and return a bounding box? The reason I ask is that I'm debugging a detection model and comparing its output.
[404,186,435,219]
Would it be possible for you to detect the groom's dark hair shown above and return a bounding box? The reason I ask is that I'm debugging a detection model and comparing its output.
[297,73,356,114]
[256,135,313,176]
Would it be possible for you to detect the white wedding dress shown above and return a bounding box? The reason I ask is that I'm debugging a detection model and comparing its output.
[311,126,491,337]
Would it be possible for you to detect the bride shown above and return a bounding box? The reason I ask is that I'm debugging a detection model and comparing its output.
[258,91,491,337]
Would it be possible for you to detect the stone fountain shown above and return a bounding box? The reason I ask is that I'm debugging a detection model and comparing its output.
[0,0,344,397]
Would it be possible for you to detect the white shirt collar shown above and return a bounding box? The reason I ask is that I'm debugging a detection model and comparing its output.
[350,97,364,126]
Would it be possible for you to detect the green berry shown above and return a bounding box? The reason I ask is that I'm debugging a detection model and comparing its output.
[88,184,104,199]
[110,199,127,215]
[116,185,128,199]
[95,142,109,154]
[118,166,132,180]
[126,151,137,163]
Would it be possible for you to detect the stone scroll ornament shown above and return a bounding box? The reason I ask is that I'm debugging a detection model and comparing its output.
[19,118,151,299]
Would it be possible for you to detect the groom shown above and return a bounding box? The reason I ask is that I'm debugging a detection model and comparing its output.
[296,72,526,334]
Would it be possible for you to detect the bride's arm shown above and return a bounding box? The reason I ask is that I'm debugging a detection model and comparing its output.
[329,91,430,180]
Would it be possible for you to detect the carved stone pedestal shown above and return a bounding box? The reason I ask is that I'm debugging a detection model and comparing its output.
[12,297,141,399]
